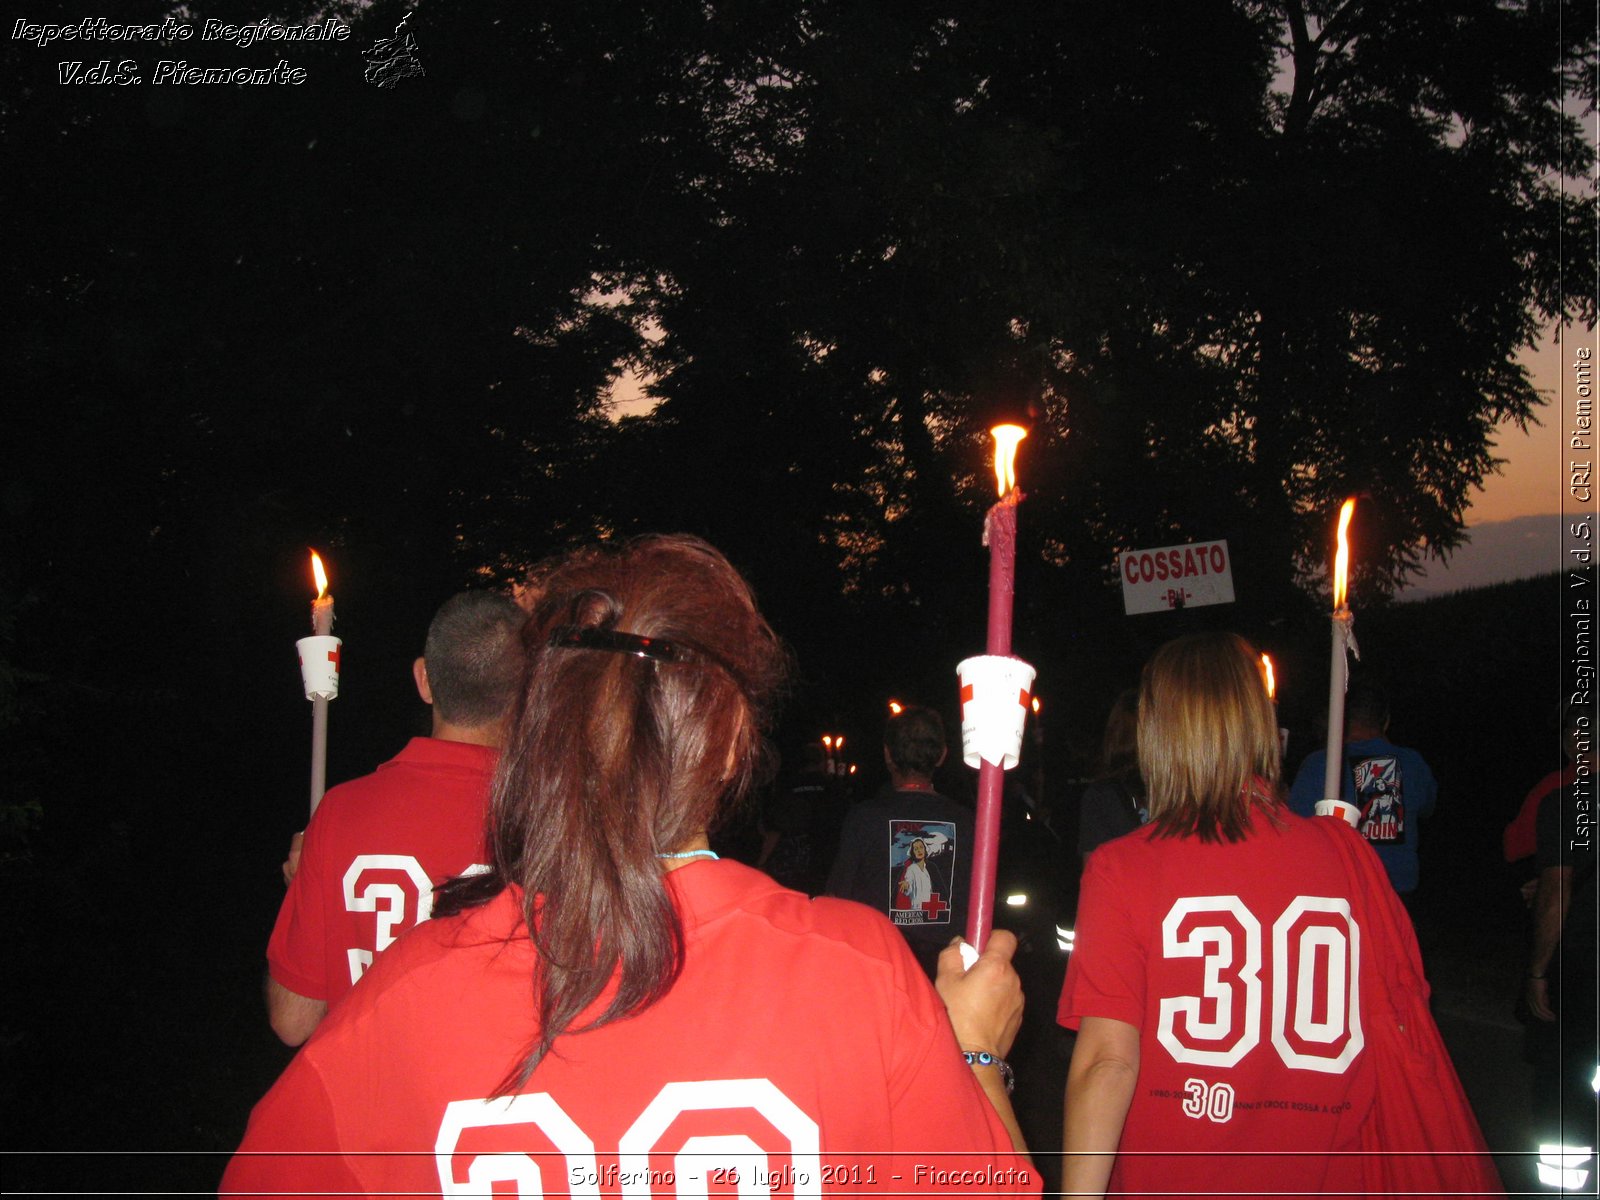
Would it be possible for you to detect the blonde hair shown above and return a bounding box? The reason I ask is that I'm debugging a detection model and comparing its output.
[1138,632,1282,843]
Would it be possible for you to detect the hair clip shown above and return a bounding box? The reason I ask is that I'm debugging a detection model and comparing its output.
[549,625,685,663]
[548,624,751,699]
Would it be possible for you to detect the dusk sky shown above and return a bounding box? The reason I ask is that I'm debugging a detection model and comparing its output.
[1484,329,1575,524]
[1405,326,1581,597]
[606,327,1581,597]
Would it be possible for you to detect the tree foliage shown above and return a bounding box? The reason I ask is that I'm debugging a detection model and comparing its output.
[3,0,1593,718]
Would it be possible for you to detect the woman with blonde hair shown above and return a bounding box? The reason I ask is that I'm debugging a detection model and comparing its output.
[1057,632,1497,1198]
[224,535,1035,1195]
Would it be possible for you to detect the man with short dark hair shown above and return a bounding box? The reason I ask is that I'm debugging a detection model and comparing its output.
[1289,680,1437,899]
[265,591,524,1045]
[826,706,975,979]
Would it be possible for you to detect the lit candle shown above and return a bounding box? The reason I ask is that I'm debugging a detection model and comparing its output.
[305,551,337,816]
[1319,500,1361,825]
[967,424,1027,952]
[1028,695,1046,822]
[1261,652,1289,761]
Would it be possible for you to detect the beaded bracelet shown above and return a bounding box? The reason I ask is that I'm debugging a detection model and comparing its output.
[961,1050,1015,1095]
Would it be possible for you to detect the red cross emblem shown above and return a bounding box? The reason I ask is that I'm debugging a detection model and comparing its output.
[327,643,341,670]
[961,684,1030,711]
[922,892,949,919]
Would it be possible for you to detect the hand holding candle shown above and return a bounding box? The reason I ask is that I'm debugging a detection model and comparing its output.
[1317,500,1362,826]
[964,424,1035,953]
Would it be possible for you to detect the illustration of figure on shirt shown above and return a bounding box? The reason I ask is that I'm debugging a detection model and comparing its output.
[888,821,956,925]
[1351,756,1403,844]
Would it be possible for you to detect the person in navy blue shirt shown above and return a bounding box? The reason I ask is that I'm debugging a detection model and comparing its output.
[1289,680,1437,900]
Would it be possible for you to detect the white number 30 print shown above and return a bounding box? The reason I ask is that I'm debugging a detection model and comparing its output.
[1156,895,1363,1075]
[1182,1078,1235,1123]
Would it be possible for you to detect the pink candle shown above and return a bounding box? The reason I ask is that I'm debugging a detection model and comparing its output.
[966,425,1026,951]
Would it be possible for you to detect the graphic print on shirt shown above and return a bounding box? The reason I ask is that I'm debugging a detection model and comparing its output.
[887,820,956,925]
[435,1079,824,1199]
[343,857,492,984]
[1349,756,1403,844]
[1155,894,1363,1075]
[343,854,435,984]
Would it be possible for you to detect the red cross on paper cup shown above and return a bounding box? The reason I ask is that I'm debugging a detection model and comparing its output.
[1313,798,1362,828]
[296,635,343,701]
[955,655,1037,770]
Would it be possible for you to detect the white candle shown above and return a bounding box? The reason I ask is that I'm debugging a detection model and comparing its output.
[1318,501,1360,826]
[309,551,334,816]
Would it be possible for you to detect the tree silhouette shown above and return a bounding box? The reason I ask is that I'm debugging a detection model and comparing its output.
[3,0,1592,713]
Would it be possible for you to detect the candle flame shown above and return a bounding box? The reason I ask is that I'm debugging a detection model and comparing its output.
[1260,653,1276,701]
[822,735,833,749]
[888,700,904,716]
[310,550,329,599]
[991,424,1027,498]
[1031,696,1041,715]
[835,736,845,752]
[1332,498,1356,610]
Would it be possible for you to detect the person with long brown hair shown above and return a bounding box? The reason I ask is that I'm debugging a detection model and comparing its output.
[223,535,1036,1196]
[1057,631,1499,1199]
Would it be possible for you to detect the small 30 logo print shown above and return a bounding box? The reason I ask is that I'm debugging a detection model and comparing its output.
[363,11,425,89]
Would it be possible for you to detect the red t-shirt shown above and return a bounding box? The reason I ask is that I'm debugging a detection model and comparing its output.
[266,737,496,1004]
[227,860,1038,1198]
[1058,810,1380,1199]
[1503,765,1570,864]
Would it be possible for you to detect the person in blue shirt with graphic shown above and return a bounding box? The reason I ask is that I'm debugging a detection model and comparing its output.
[1290,680,1437,901]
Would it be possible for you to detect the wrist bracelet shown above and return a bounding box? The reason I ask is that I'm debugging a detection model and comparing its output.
[961,1050,1015,1095]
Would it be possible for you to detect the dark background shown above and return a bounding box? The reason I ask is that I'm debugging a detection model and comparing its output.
[2,0,1592,1191]
[0,570,1570,1193]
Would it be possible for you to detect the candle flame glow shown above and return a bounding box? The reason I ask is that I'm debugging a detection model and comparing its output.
[822,735,833,749]
[1260,653,1276,701]
[888,700,904,716]
[991,424,1027,498]
[1031,696,1041,715]
[310,550,329,599]
[1332,498,1356,610]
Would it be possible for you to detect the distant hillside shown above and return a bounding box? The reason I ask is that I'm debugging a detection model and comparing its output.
[1399,514,1563,599]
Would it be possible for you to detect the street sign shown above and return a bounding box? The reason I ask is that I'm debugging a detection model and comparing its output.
[1119,539,1236,614]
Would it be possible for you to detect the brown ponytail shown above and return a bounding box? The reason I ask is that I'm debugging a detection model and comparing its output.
[434,535,789,1092]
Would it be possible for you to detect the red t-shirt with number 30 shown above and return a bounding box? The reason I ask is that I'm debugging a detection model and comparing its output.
[228,860,1037,1198]
[1059,810,1381,1199]
[267,737,496,1005]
